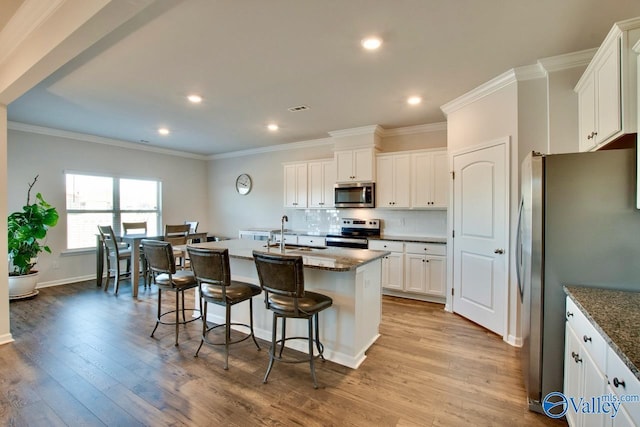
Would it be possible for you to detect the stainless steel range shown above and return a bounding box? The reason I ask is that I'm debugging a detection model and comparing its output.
[325,218,380,249]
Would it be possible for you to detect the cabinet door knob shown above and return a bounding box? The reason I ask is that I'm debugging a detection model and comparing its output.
[572,352,582,363]
[613,377,625,388]
[566,311,574,318]
[494,249,504,254]
[583,335,591,343]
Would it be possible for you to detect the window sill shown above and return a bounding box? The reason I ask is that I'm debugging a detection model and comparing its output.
[61,248,96,256]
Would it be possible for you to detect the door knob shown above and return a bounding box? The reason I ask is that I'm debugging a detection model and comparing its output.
[494,249,504,254]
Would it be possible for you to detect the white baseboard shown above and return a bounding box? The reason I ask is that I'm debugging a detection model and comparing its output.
[36,274,96,289]
[0,333,15,346]
[506,334,522,347]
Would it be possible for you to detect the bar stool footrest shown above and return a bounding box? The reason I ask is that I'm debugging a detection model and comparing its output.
[157,309,201,326]
[202,322,258,347]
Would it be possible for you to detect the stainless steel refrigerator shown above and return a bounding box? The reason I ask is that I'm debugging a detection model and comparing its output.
[518,148,640,413]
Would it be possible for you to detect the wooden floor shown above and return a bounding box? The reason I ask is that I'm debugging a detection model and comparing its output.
[0,279,566,426]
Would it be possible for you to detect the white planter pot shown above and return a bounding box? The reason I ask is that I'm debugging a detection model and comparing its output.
[8,271,39,299]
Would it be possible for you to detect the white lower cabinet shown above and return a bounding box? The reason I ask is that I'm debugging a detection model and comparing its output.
[564,296,640,427]
[369,240,404,290]
[369,240,446,301]
[297,235,326,247]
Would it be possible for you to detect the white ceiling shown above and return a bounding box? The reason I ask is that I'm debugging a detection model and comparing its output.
[5,0,640,156]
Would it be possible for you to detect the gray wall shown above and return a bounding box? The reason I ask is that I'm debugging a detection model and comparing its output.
[8,129,209,285]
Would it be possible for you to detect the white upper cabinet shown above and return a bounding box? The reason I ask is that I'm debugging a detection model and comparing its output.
[412,150,448,209]
[575,18,640,151]
[335,148,375,182]
[283,163,307,208]
[376,153,411,208]
[308,160,335,208]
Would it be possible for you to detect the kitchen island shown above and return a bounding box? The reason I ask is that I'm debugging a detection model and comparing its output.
[184,239,388,369]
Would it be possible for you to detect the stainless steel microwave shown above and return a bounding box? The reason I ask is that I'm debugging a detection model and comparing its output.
[334,182,375,208]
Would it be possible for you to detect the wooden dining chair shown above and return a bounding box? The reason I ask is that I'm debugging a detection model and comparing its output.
[165,224,191,269]
[123,221,150,287]
[97,225,132,295]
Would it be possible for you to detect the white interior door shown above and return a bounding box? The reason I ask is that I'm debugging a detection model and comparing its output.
[452,141,508,335]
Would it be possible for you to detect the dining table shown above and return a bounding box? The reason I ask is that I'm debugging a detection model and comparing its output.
[96,231,209,297]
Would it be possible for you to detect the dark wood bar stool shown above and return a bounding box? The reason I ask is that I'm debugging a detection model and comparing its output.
[252,250,333,388]
[187,246,262,369]
[142,239,201,346]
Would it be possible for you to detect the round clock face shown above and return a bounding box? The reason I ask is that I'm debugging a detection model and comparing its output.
[235,173,252,195]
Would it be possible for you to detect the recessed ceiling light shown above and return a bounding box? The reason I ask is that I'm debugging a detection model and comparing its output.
[361,36,382,50]
[187,94,202,103]
[158,127,170,135]
[407,96,422,105]
[267,123,279,131]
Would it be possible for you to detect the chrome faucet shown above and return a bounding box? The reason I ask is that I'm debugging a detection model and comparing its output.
[280,215,288,252]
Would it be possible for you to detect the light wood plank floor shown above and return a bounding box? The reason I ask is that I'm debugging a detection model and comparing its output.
[1,279,565,426]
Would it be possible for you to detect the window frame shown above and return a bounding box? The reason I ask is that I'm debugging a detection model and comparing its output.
[65,171,162,250]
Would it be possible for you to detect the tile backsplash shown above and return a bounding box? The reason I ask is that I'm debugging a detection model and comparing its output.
[284,208,447,237]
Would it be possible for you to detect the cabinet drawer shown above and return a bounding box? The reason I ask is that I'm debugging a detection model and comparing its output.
[607,346,640,424]
[297,235,326,247]
[405,242,446,256]
[369,240,404,252]
[273,233,298,244]
[566,298,606,370]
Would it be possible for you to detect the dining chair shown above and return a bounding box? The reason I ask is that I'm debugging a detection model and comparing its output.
[164,224,191,269]
[142,239,201,346]
[97,225,132,295]
[123,221,150,287]
[184,220,201,242]
[188,246,261,369]
[252,250,333,388]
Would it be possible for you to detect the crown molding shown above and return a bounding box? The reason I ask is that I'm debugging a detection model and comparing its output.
[383,122,447,137]
[8,121,208,160]
[0,0,65,66]
[441,69,518,116]
[538,48,597,73]
[208,137,334,160]
[328,125,384,138]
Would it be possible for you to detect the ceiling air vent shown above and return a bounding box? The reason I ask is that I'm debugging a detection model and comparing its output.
[287,105,310,112]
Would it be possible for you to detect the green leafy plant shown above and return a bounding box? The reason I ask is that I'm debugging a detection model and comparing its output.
[8,176,59,276]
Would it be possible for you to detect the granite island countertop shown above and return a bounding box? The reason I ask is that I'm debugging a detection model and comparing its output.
[183,238,389,272]
[564,285,640,380]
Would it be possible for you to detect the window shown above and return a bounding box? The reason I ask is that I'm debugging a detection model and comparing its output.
[65,173,161,249]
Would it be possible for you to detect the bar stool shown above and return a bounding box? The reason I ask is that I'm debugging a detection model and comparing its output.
[252,250,333,388]
[187,246,262,369]
[142,239,201,346]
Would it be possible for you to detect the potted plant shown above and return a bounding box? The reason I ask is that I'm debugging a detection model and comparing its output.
[8,175,59,299]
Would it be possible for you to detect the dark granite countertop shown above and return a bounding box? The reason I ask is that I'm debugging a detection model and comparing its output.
[182,239,389,272]
[564,286,640,380]
[370,235,447,244]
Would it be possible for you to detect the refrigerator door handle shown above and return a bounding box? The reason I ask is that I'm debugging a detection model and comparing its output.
[516,197,524,302]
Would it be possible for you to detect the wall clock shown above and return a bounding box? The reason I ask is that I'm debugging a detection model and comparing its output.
[235,173,252,195]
